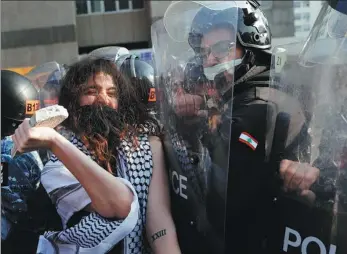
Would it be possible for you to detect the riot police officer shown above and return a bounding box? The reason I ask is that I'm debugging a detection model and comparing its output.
[115,53,157,116]
[266,1,347,253]
[1,70,43,252]
[152,1,320,253]
[1,70,41,138]
[25,61,67,165]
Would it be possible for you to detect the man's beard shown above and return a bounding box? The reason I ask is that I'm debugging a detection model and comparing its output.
[72,104,125,172]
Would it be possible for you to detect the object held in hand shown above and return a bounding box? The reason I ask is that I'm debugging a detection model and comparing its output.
[11,105,69,157]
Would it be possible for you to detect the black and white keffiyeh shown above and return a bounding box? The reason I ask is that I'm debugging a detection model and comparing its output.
[37,132,154,254]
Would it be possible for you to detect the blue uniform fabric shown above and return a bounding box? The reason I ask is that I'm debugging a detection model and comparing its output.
[1,136,43,240]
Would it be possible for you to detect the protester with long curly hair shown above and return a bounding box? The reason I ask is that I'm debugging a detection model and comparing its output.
[12,58,181,254]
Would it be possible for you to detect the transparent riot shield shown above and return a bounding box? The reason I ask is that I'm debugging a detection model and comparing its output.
[151,1,238,253]
[25,61,66,164]
[266,2,347,253]
[26,61,66,108]
[88,46,130,62]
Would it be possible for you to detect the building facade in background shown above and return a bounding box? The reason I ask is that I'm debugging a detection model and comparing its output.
[259,0,295,38]
[74,0,150,53]
[293,0,323,39]
[1,0,172,69]
[1,1,78,69]
[1,0,297,69]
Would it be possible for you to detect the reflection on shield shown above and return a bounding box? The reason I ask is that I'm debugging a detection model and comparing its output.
[266,2,347,252]
[26,62,66,108]
[151,1,238,253]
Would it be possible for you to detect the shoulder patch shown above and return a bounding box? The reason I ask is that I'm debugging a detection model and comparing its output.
[239,132,258,150]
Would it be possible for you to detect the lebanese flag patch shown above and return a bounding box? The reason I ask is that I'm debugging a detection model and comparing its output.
[239,132,258,150]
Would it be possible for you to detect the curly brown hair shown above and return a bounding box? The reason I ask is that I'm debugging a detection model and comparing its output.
[59,57,159,173]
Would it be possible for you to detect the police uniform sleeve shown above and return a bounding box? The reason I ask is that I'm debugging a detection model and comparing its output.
[224,102,279,253]
[1,137,44,226]
[227,92,309,206]
[228,102,271,207]
[14,151,43,186]
[224,91,309,253]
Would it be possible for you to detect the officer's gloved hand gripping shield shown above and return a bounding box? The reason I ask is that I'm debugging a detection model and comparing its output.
[151,1,238,253]
[266,1,347,253]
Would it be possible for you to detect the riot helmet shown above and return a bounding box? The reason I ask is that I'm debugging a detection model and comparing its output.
[1,70,40,138]
[115,54,156,107]
[88,47,156,109]
[164,0,271,83]
[155,1,242,127]
[152,5,237,252]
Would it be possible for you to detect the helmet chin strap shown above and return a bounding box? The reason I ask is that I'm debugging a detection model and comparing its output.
[234,49,256,82]
[203,56,244,81]
[219,50,256,103]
